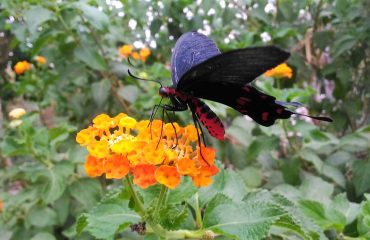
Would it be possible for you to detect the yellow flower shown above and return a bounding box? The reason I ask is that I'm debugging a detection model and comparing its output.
[8,108,26,119]
[119,44,134,58]
[9,120,23,128]
[34,56,47,65]
[264,63,293,79]
[14,61,31,75]
[76,113,219,189]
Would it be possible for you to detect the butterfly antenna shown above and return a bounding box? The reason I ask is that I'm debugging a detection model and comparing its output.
[127,69,163,87]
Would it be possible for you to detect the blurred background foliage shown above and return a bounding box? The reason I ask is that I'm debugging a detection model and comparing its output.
[0,0,370,239]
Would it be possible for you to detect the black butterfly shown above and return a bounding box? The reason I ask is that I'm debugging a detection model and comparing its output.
[132,32,332,141]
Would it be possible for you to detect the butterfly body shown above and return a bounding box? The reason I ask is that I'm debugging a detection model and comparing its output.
[156,31,332,141]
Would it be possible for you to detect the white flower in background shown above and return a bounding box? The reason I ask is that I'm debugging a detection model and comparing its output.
[8,108,26,119]
[296,107,313,123]
[264,3,277,14]
[260,32,272,43]
[9,119,23,128]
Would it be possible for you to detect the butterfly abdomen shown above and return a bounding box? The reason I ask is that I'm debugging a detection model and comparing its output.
[190,98,225,140]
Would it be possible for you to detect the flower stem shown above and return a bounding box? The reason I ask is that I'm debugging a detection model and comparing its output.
[154,185,168,217]
[194,193,203,229]
[124,176,145,215]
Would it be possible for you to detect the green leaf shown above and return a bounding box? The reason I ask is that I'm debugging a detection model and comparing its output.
[42,162,74,203]
[75,3,109,30]
[237,167,263,188]
[54,190,71,225]
[77,192,140,239]
[0,136,28,156]
[49,126,73,147]
[353,160,370,196]
[30,232,56,240]
[117,85,140,103]
[91,79,111,107]
[199,168,247,206]
[203,194,285,240]
[24,6,53,36]
[332,35,357,59]
[299,148,323,173]
[158,204,188,230]
[74,45,107,71]
[69,178,103,209]
[27,205,58,228]
[300,176,333,205]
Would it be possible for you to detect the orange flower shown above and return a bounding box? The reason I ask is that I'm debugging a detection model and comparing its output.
[104,155,130,179]
[84,155,104,177]
[14,61,31,75]
[191,165,219,187]
[119,44,134,58]
[197,147,216,166]
[0,199,3,213]
[176,157,199,175]
[264,63,293,79]
[155,165,181,189]
[34,56,47,64]
[139,47,151,62]
[131,52,140,60]
[76,112,219,189]
[132,164,157,189]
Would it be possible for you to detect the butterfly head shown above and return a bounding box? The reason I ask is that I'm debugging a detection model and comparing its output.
[159,86,175,98]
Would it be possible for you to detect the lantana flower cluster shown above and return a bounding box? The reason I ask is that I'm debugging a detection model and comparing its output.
[76,113,219,189]
[264,63,293,79]
[13,56,47,75]
[119,44,151,62]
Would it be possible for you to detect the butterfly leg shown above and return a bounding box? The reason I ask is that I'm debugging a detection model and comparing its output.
[189,106,209,166]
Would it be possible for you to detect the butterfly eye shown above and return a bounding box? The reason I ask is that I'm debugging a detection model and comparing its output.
[159,87,168,97]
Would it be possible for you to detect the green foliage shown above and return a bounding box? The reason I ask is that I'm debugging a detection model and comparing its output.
[1,0,370,239]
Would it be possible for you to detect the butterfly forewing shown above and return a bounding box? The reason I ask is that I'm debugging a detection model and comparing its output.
[176,46,290,92]
[171,32,220,86]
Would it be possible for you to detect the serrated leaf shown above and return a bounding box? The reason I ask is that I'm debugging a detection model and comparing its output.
[27,206,58,228]
[203,194,284,240]
[199,168,247,206]
[91,79,111,107]
[158,204,188,230]
[74,45,107,71]
[30,232,56,240]
[69,178,103,209]
[42,162,74,203]
[77,194,140,239]
[24,6,53,36]
[352,160,370,196]
[75,3,109,30]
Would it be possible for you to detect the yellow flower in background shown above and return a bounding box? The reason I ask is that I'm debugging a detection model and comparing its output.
[264,63,293,79]
[119,44,134,58]
[34,56,47,65]
[14,61,31,75]
[8,108,26,119]
[139,47,151,62]
[118,44,151,62]
[76,113,219,189]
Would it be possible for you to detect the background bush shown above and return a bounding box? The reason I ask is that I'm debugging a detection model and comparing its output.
[0,0,369,239]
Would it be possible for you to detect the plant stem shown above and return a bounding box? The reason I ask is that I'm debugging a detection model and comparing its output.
[194,192,203,229]
[124,176,145,215]
[154,185,168,217]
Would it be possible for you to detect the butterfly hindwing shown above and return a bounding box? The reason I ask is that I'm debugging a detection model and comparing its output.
[188,98,225,140]
[185,81,292,126]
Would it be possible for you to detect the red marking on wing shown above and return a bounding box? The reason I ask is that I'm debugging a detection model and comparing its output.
[191,99,225,140]
[262,112,269,121]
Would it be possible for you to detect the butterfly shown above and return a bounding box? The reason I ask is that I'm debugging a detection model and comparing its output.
[137,31,332,141]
